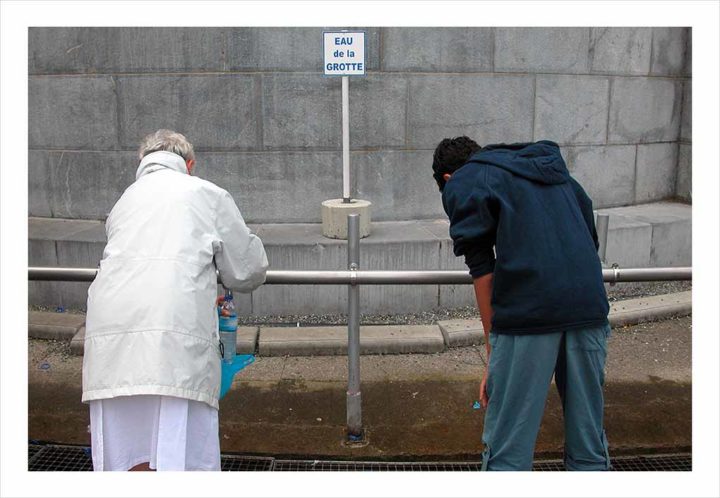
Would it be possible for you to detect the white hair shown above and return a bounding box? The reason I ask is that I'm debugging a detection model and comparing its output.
[138,129,195,161]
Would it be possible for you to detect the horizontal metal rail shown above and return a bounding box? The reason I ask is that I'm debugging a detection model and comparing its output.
[29,266,692,284]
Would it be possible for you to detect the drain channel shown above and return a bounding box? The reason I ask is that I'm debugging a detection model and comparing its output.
[28,444,691,472]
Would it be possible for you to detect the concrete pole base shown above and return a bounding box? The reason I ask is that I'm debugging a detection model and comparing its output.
[321,199,372,239]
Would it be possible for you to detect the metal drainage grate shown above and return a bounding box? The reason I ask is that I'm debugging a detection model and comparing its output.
[28,445,93,472]
[221,455,275,471]
[273,460,483,471]
[610,454,692,471]
[27,444,691,472]
[28,444,43,461]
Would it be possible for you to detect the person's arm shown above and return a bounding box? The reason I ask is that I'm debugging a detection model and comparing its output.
[213,191,269,292]
[443,172,497,407]
[473,273,494,358]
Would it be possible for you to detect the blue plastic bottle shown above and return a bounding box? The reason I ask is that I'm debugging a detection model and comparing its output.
[218,289,237,364]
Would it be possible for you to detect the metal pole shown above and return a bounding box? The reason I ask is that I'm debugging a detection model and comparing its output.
[342,75,351,203]
[29,266,693,285]
[597,213,610,263]
[346,214,362,439]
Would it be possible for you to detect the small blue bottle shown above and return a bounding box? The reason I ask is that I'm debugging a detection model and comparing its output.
[218,289,237,364]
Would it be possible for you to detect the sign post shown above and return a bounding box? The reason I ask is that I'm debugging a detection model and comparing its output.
[323,30,366,202]
[321,30,372,240]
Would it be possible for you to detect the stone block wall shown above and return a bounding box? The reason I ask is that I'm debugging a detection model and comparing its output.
[29,27,691,223]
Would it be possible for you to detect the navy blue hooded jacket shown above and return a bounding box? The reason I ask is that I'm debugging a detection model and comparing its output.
[442,141,609,335]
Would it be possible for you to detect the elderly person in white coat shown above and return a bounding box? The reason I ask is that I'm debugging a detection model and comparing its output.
[82,129,268,471]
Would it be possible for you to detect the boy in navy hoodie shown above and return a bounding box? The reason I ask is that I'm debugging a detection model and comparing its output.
[433,137,611,471]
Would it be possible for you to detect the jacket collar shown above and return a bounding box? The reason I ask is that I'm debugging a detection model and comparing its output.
[136,151,188,181]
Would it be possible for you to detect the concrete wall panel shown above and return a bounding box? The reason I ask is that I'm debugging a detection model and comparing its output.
[608,77,681,143]
[194,152,342,224]
[635,143,678,203]
[382,28,493,72]
[495,28,590,73]
[651,27,688,76]
[29,76,118,149]
[534,75,609,145]
[563,145,636,208]
[408,74,534,148]
[262,74,340,149]
[117,75,259,149]
[589,28,652,75]
[29,27,227,74]
[46,151,137,220]
[354,150,444,221]
[675,144,691,202]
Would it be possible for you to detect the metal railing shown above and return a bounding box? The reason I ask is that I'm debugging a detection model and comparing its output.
[28,213,692,443]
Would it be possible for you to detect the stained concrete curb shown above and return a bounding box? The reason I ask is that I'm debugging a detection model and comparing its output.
[437,319,484,348]
[608,291,692,327]
[28,311,85,341]
[33,291,692,357]
[259,325,444,356]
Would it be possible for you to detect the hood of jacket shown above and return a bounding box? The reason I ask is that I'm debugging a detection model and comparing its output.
[135,150,188,181]
[465,140,569,185]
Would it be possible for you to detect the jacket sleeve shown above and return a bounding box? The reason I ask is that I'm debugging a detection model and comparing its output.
[213,191,269,292]
[569,177,599,250]
[442,172,497,278]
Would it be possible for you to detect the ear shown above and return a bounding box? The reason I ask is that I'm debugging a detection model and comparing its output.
[186,159,195,174]
[443,173,452,182]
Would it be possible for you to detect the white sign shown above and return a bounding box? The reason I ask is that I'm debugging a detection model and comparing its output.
[323,31,366,76]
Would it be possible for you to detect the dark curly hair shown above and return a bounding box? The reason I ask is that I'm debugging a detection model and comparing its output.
[432,136,481,191]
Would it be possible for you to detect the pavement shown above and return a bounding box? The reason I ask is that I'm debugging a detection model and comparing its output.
[27,302,691,460]
[29,290,691,356]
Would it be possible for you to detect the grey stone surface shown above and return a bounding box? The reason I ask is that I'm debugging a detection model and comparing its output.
[28,238,62,307]
[194,152,342,224]
[258,325,445,356]
[437,319,484,348]
[675,144,691,202]
[562,145,636,208]
[651,27,689,76]
[408,74,534,148]
[354,151,445,221]
[236,327,259,355]
[608,291,691,327]
[117,75,259,149]
[226,27,380,72]
[29,76,118,149]
[29,151,52,217]
[495,28,590,73]
[250,232,346,315]
[608,77,681,143]
[438,235,476,309]
[599,213,652,267]
[70,327,85,356]
[684,28,692,76]
[382,28,493,72]
[44,151,136,220]
[349,75,407,148]
[29,27,227,74]
[262,74,340,149]
[29,217,105,241]
[28,311,85,341]
[680,80,692,142]
[534,75,609,145]
[635,143,678,203]
[600,202,691,267]
[589,28,652,75]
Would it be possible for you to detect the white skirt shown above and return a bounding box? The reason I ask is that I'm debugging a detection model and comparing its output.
[89,395,220,471]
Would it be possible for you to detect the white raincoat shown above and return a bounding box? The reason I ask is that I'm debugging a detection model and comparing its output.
[82,151,268,409]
